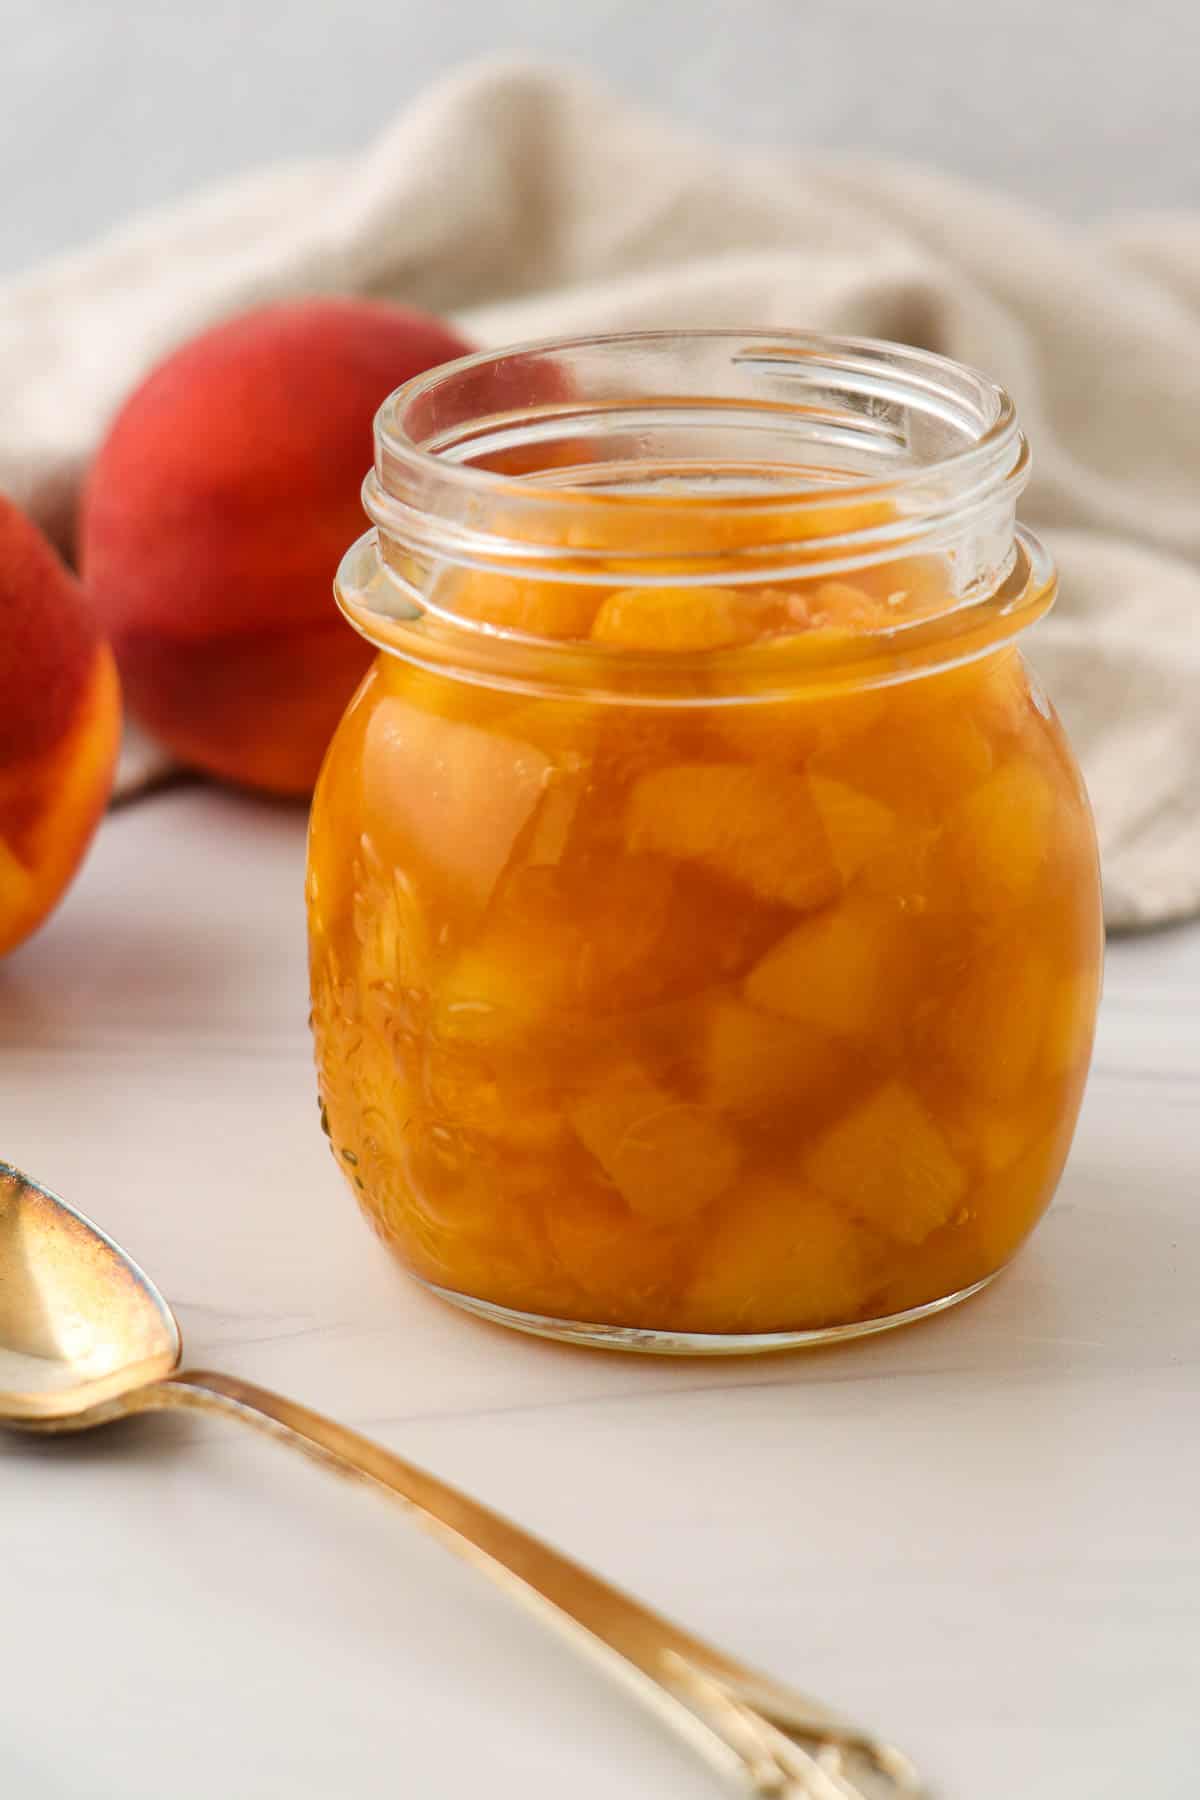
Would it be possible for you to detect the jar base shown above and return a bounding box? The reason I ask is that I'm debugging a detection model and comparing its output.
[417,1270,1001,1356]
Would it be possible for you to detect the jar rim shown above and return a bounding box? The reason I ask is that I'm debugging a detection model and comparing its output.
[336,523,1056,703]
[373,326,1023,514]
[340,327,1051,697]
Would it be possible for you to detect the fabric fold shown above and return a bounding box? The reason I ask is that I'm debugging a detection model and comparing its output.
[1,56,1195,927]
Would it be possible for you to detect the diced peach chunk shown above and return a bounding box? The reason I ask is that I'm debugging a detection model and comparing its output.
[970,1116,1036,1182]
[525,763,589,866]
[774,495,894,542]
[788,580,893,632]
[363,700,550,915]
[808,776,897,882]
[438,568,602,639]
[377,658,515,729]
[870,1221,988,1319]
[936,947,1051,1102]
[855,553,952,618]
[940,1095,1041,1179]
[743,895,899,1041]
[352,861,432,1001]
[682,1177,877,1332]
[818,699,994,820]
[625,763,841,911]
[697,991,847,1116]
[544,1185,688,1321]
[497,696,602,758]
[561,492,891,560]
[947,759,1055,908]
[422,1047,568,1154]
[708,674,886,766]
[590,704,696,792]
[433,937,544,1045]
[805,1080,967,1244]
[591,584,763,650]
[399,1140,558,1315]
[922,648,1029,744]
[970,1120,1075,1269]
[568,1066,740,1224]
[434,858,677,1045]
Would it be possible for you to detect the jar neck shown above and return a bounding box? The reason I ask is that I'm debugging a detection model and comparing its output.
[336,329,1052,699]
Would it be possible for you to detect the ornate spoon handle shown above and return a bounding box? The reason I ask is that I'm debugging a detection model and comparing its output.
[123,1368,925,1799]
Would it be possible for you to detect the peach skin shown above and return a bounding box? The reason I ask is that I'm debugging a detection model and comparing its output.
[0,495,121,957]
[80,299,474,796]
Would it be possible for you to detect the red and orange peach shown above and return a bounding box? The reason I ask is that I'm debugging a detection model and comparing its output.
[0,496,121,957]
[81,299,473,795]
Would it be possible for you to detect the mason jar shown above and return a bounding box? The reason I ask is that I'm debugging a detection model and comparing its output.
[307,329,1103,1353]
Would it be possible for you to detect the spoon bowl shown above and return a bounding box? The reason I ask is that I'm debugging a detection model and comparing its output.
[0,1157,925,1799]
[0,1162,179,1423]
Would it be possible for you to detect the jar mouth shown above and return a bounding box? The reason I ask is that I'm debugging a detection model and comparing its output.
[367,328,1027,582]
[340,328,1050,697]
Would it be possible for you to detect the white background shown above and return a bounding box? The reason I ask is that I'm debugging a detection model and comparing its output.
[5,0,1199,279]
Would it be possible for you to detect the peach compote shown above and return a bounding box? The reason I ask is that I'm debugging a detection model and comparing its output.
[308,481,1102,1346]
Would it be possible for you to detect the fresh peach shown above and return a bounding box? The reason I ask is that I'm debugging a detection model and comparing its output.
[80,299,474,795]
[0,496,121,956]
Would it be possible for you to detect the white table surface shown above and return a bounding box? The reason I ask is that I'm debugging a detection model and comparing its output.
[2,784,1197,1799]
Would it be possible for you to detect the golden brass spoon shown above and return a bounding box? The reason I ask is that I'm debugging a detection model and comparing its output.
[0,1161,924,1800]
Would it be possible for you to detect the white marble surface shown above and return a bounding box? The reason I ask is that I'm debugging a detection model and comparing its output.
[1,784,1197,1797]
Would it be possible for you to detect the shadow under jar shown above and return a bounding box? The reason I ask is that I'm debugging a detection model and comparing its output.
[307,329,1103,1354]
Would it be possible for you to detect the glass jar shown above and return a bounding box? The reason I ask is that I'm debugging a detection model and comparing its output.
[307,330,1103,1353]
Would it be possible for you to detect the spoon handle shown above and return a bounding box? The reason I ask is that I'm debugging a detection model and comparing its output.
[131,1367,921,1799]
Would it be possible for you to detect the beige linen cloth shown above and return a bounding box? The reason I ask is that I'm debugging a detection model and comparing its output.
[1,58,1196,929]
